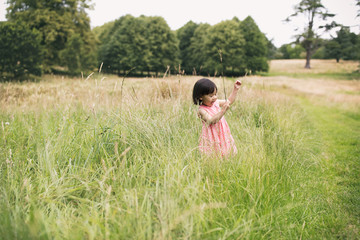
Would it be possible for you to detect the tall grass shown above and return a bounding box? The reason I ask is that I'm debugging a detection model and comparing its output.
[0,73,354,239]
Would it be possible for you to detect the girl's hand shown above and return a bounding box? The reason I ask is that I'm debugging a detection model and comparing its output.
[222,100,230,112]
[234,80,242,89]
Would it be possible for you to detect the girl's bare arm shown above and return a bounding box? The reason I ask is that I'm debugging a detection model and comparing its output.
[198,102,230,125]
[227,80,242,105]
[219,80,241,107]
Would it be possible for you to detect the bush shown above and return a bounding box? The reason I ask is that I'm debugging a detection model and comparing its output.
[0,21,43,80]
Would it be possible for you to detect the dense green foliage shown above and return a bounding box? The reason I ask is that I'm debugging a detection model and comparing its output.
[0,21,42,80]
[203,19,246,75]
[240,16,269,73]
[2,9,272,78]
[266,39,278,59]
[185,23,211,75]
[59,33,96,75]
[97,15,269,77]
[279,43,306,59]
[6,0,97,73]
[2,0,358,79]
[176,21,199,74]
[176,17,268,76]
[144,16,180,75]
[98,15,179,76]
[325,27,360,62]
[311,28,360,62]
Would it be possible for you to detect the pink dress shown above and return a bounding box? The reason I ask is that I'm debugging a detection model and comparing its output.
[199,100,237,157]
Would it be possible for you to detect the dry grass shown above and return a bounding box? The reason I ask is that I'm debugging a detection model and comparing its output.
[244,75,360,110]
[240,59,360,110]
[0,75,192,112]
[269,59,359,74]
[0,74,238,113]
[1,60,359,113]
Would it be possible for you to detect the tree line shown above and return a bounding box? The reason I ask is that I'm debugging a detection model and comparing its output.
[1,0,96,79]
[96,15,269,77]
[277,27,360,62]
[0,0,359,80]
[0,0,269,80]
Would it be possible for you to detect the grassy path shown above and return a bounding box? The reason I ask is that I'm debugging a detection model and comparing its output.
[300,98,360,238]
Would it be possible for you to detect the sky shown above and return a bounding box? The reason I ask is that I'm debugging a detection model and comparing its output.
[0,0,359,47]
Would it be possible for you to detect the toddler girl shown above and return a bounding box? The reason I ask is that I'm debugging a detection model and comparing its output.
[192,78,241,157]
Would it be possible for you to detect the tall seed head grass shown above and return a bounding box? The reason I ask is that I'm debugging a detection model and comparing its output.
[0,70,342,239]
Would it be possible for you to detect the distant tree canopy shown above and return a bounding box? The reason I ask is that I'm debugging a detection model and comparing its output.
[240,16,269,73]
[1,10,272,79]
[96,15,269,77]
[6,0,97,74]
[311,27,360,62]
[175,16,268,76]
[0,21,42,79]
[98,15,179,76]
[328,27,360,61]
[185,23,211,75]
[2,0,359,81]
[176,21,199,74]
[203,19,246,76]
[279,43,305,59]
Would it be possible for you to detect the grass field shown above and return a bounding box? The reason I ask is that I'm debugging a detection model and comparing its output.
[1,59,359,239]
[267,59,360,80]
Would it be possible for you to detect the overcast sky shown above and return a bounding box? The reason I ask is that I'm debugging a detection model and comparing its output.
[1,0,359,47]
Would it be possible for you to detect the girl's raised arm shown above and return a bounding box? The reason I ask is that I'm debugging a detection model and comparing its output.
[227,80,241,105]
[218,80,241,107]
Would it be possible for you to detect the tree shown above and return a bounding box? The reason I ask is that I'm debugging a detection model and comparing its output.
[93,21,114,73]
[100,15,149,74]
[143,16,179,76]
[97,17,127,74]
[176,21,199,74]
[203,19,245,76]
[336,27,360,60]
[279,43,305,59]
[60,33,95,74]
[285,0,337,68]
[267,39,279,59]
[187,23,211,75]
[0,21,42,80]
[324,40,341,62]
[324,27,360,62]
[97,15,179,76]
[6,0,96,72]
[240,16,269,73]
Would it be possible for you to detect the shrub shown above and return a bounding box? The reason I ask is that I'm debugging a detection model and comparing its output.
[0,21,43,80]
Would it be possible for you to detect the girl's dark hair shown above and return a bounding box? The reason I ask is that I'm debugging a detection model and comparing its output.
[192,78,217,105]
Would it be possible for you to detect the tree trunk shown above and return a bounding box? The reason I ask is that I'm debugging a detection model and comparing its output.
[305,49,311,69]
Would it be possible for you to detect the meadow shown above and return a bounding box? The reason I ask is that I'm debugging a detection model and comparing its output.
[1,59,359,239]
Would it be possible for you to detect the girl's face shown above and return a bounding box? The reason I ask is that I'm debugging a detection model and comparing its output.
[200,89,217,106]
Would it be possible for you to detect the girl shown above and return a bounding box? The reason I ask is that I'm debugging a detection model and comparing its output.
[192,78,242,157]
